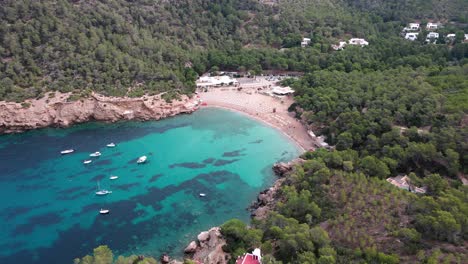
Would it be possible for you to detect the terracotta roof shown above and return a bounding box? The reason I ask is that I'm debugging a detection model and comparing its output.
[236,254,261,264]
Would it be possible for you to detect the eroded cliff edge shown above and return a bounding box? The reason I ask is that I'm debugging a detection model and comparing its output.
[0,92,199,133]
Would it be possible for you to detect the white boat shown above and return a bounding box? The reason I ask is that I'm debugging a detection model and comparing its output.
[106,143,116,147]
[96,189,112,195]
[109,175,119,180]
[83,160,92,164]
[137,156,147,164]
[95,182,112,196]
[99,209,110,214]
[199,193,206,197]
[61,149,74,155]
[90,151,101,157]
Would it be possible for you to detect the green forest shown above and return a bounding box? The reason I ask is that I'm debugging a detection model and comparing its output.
[1,0,467,263]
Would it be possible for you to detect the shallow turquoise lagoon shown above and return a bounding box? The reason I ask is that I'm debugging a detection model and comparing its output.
[0,108,301,263]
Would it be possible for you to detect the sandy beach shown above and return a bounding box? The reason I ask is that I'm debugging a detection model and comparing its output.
[198,88,316,152]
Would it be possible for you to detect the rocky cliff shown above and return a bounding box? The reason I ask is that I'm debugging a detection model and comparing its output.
[0,92,199,133]
[184,227,230,264]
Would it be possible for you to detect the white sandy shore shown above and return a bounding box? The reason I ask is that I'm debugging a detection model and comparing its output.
[198,89,316,152]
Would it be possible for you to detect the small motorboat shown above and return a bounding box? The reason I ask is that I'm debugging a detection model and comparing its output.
[83,160,92,164]
[106,143,116,148]
[199,193,206,197]
[61,149,74,155]
[109,175,119,180]
[137,156,147,164]
[90,152,101,157]
[99,209,110,214]
[96,189,112,195]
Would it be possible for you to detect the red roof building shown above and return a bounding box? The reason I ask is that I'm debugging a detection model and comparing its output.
[235,248,262,264]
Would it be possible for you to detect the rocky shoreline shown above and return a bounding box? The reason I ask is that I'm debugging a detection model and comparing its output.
[181,158,304,263]
[0,92,199,134]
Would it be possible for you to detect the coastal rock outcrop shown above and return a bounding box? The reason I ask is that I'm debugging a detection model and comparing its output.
[250,158,305,219]
[272,158,305,176]
[184,241,198,254]
[185,227,230,264]
[0,92,199,134]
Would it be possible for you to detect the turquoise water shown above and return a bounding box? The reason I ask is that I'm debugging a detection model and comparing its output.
[0,108,301,263]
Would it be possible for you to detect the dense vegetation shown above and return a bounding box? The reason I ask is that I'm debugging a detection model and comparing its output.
[2,0,468,102]
[6,0,466,263]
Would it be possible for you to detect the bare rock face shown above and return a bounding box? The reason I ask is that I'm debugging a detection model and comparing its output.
[0,92,200,134]
[186,227,230,264]
[184,241,198,254]
[250,158,305,219]
[272,158,305,176]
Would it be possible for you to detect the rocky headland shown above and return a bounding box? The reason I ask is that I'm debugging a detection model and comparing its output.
[0,92,199,134]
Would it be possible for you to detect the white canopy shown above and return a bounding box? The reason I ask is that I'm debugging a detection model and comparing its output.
[272,86,294,95]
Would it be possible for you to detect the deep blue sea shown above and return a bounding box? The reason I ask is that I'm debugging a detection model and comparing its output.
[0,108,301,263]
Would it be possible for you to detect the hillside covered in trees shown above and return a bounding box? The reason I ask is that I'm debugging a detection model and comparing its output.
[1,0,468,101]
[2,0,467,263]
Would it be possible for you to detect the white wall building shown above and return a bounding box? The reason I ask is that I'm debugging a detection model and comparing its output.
[403,23,420,31]
[426,22,439,30]
[446,33,456,39]
[301,37,311,47]
[196,76,238,87]
[331,41,347,50]
[426,32,439,43]
[348,38,369,47]
[405,32,419,41]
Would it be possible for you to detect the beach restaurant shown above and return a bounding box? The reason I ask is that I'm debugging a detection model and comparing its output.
[271,86,295,95]
[196,76,238,88]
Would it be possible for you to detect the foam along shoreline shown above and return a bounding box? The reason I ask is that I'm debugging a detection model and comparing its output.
[0,92,200,134]
[198,89,317,152]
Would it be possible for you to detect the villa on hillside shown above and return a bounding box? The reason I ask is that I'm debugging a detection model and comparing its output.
[348,38,369,47]
[331,41,347,50]
[386,175,427,194]
[332,38,368,50]
[426,22,439,30]
[301,37,311,47]
[426,32,439,43]
[403,23,420,31]
[405,32,419,41]
[446,33,456,40]
[236,248,262,264]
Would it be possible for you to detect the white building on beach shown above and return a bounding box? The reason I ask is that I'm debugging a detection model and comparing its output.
[196,76,238,88]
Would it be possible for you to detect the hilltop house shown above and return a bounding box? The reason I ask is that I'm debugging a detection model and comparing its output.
[405,32,419,41]
[348,38,369,47]
[236,248,262,264]
[426,32,439,43]
[387,175,427,194]
[331,41,347,50]
[446,33,456,40]
[403,23,420,31]
[426,22,439,30]
[301,38,311,47]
